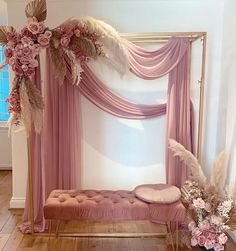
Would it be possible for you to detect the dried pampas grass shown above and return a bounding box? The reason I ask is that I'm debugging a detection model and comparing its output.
[79,17,129,74]
[169,139,207,187]
[19,77,44,136]
[210,151,227,196]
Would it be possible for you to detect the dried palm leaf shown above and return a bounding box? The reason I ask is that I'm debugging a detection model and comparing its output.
[69,36,97,59]
[49,45,67,85]
[210,151,227,195]
[79,17,129,73]
[0,26,16,45]
[25,0,47,22]
[169,139,207,187]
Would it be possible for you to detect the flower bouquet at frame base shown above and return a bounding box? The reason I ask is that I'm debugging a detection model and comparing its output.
[169,139,236,251]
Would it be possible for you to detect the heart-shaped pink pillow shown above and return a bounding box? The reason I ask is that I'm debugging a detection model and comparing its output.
[134,184,181,204]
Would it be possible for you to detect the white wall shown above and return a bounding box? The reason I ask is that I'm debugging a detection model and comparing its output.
[5,0,225,204]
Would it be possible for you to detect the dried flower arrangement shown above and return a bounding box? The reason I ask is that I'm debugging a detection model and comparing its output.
[0,0,129,135]
[169,139,236,251]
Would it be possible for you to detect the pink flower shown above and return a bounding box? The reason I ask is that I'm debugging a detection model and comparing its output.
[37,34,50,47]
[74,29,81,37]
[27,21,40,34]
[4,48,12,58]
[205,202,212,212]
[44,30,52,38]
[29,59,38,68]
[193,198,205,209]
[214,243,225,251]
[197,235,206,246]
[9,57,16,66]
[12,63,23,75]
[188,221,196,231]
[22,47,32,56]
[60,35,70,47]
[199,220,210,231]
[25,67,35,76]
[19,56,32,65]
[218,233,228,245]
[191,237,198,246]
[38,22,45,33]
[204,239,214,250]
[21,36,32,45]
[192,227,202,237]
[21,64,28,72]
[27,16,38,23]
[210,215,222,226]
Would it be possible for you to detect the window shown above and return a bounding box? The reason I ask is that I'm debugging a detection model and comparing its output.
[0,45,10,121]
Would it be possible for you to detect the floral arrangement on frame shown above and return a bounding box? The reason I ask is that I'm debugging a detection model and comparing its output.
[0,0,128,135]
[169,139,236,251]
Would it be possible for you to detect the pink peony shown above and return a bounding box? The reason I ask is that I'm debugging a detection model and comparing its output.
[44,30,52,38]
[199,220,210,231]
[193,198,205,209]
[197,235,206,246]
[60,35,70,47]
[210,215,222,226]
[19,56,32,65]
[191,237,198,246]
[218,233,228,245]
[188,221,196,231]
[12,63,23,75]
[37,34,50,47]
[192,227,202,237]
[27,21,40,34]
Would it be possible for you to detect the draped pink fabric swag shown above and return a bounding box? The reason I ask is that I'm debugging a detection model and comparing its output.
[21,37,193,233]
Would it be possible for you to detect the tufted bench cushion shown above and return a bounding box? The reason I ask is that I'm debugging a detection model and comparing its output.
[44,189,186,222]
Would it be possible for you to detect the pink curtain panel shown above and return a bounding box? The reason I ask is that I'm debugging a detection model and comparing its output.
[20,37,193,233]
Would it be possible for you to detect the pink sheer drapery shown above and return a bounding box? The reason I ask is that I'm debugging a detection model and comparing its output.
[22,37,193,233]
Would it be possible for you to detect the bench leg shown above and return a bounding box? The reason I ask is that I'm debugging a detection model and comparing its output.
[55,220,61,238]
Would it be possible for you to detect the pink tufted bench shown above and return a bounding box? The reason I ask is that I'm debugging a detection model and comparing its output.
[44,189,185,223]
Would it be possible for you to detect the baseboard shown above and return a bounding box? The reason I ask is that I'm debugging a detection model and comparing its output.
[10,197,25,209]
[0,164,12,170]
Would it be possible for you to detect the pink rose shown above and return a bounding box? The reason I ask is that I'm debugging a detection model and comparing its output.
[190,237,198,246]
[21,36,32,45]
[12,63,23,75]
[27,21,40,34]
[192,227,202,237]
[197,235,206,246]
[22,47,31,56]
[74,29,81,37]
[218,233,228,245]
[204,239,214,250]
[37,34,50,47]
[44,30,52,38]
[19,56,32,65]
[193,198,205,209]
[188,221,196,231]
[21,64,28,72]
[199,220,210,231]
[60,35,70,47]
[214,243,225,251]
[29,59,38,68]
[25,67,35,76]
[4,48,12,58]
[210,215,221,226]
